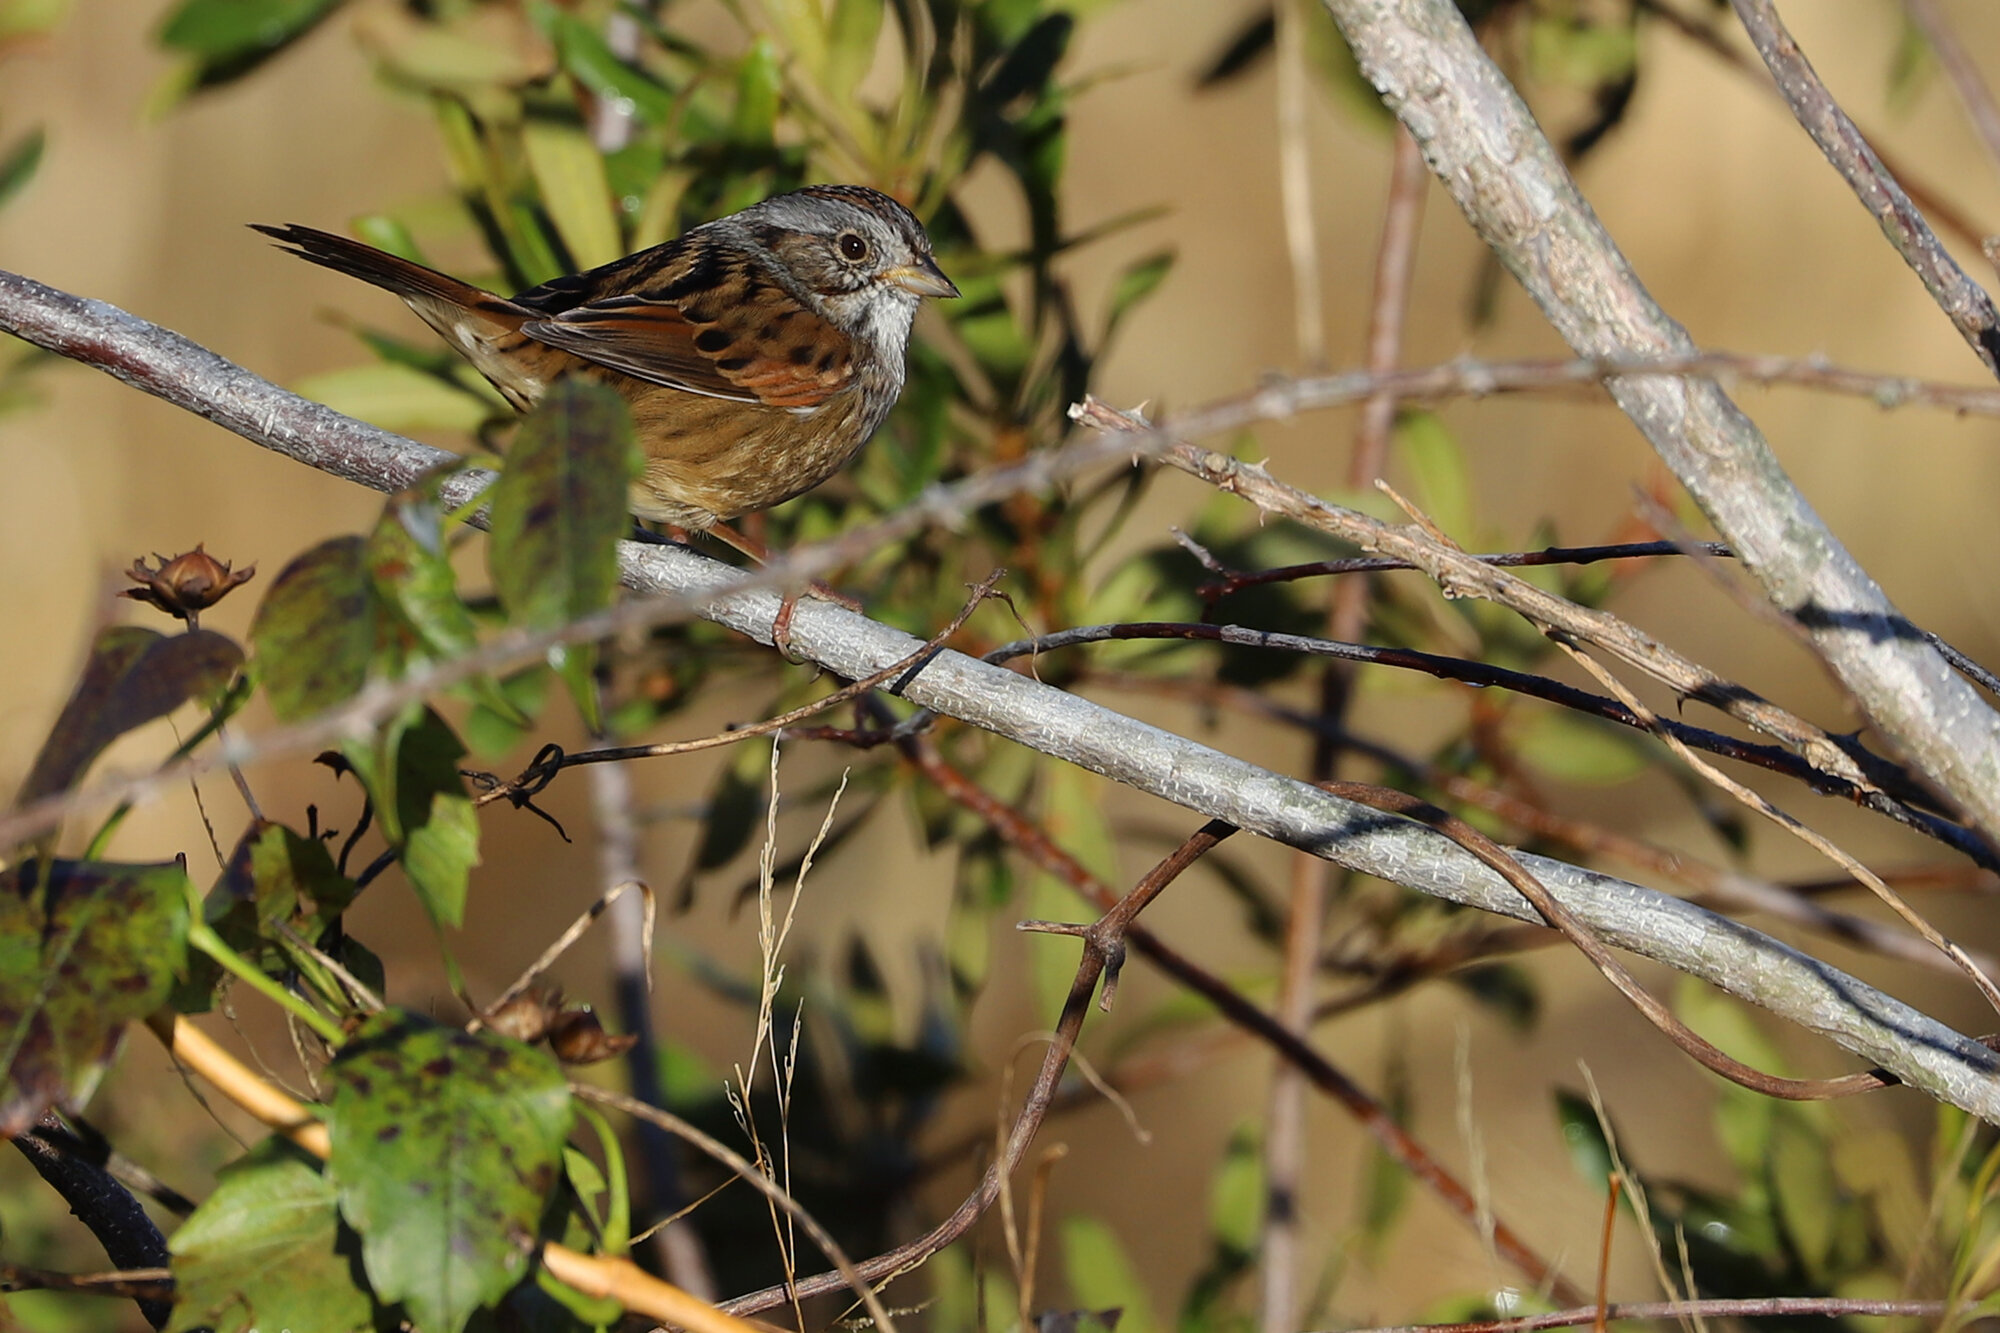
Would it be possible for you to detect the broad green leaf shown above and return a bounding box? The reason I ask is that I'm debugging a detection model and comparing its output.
[1769,1113,1836,1277]
[982,12,1072,105]
[1060,1215,1155,1333]
[0,859,191,1136]
[690,749,767,873]
[251,536,378,722]
[486,384,634,599]
[1444,961,1539,1031]
[343,705,479,929]
[535,6,674,124]
[487,379,639,725]
[326,1010,573,1333]
[296,362,494,434]
[157,0,338,61]
[522,116,622,270]
[0,125,44,211]
[367,497,477,665]
[167,1138,374,1333]
[1395,410,1474,544]
[1513,710,1649,785]
[17,624,242,808]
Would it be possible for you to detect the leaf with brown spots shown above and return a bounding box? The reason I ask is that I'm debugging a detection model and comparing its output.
[0,858,191,1137]
[16,624,243,811]
[324,1008,572,1333]
[485,378,640,726]
[250,535,380,723]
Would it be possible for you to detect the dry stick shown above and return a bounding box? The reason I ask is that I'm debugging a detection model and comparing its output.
[1321,0,2000,855]
[571,1087,890,1333]
[972,619,1981,863]
[1077,396,1930,842]
[1636,0,1991,253]
[1083,666,2000,981]
[590,761,714,1292]
[471,570,1004,807]
[1552,637,2000,1016]
[1334,1296,1948,1333]
[902,737,1586,1305]
[0,1265,175,1305]
[1320,781,1931,1101]
[1731,0,2000,378]
[706,821,1237,1316]
[4,279,1998,1120]
[1266,119,1427,1333]
[1901,0,2000,178]
[142,1014,760,1333]
[1189,538,1735,602]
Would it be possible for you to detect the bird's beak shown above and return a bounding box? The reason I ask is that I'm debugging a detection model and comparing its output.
[888,255,960,299]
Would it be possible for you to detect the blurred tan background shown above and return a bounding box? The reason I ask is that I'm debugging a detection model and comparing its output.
[7,1,2000,1328]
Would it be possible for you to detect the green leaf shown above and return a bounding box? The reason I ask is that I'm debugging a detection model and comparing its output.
[1514,709,1650,786]
[730,37,781,146]
[155,0,339,92]
[824,0,883,99]
[325,1009,573,1333]
[1395,410,1474,543]
[535,6,675,124]
[16,624,242,808]
[343,706,479,929]
[1060,1215,1155,1333]
[250,536,379,723]
[0,0,71,42]
[0,859,192,1136]
[167,1138,374,1333]
[0,125,44,211]
[1100,248,1173,347]
[523,115,623,270]
[296,362,495,434]
[1553,1087,1615,1192]
[367,497,477,665]
[486,374,636,628]
[486,379,641,723]
[1769,1113,1836,1276]
[1208,1122,1262,1255]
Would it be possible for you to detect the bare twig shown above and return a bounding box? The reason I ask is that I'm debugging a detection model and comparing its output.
[6,269,2000,1118]
[1320,0,2000,853]
[1331,1295,1948,1333]
[1729,0,2000,377]
[715,821,1235,1314]
[904,739,1585,1304]
[1901,0,2000,177]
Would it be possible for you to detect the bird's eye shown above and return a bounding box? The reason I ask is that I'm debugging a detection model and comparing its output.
[837,232,869,262]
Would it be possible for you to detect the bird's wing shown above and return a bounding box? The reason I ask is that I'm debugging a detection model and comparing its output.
[518,257,855,410]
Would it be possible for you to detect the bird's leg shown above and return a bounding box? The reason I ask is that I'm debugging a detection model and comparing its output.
[701,522,860,659]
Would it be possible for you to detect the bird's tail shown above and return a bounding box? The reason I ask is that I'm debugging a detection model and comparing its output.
[251,224,526,326]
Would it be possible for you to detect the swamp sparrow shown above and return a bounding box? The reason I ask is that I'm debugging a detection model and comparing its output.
[255,185,958,531]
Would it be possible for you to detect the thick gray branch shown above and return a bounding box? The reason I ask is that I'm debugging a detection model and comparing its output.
[3,266,1999,1118]
[1318,0,2000,852]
